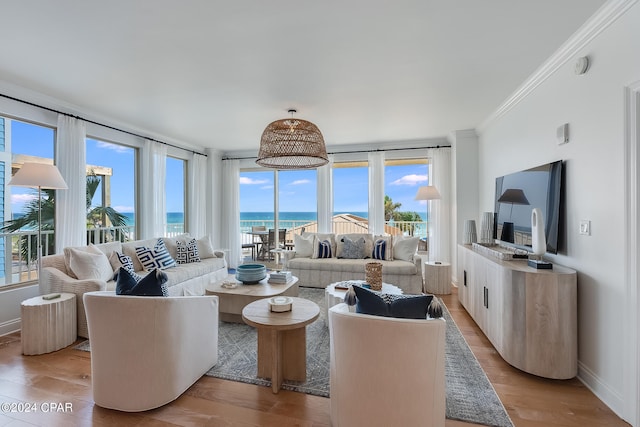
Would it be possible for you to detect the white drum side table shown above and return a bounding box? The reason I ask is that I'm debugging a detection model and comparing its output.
[21,293,77,355]
[423,261,452,294]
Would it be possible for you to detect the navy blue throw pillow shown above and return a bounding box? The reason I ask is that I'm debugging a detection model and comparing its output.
[116,267,169,297]
[353,285,433,319]
[372,239,387,260]
[115,266,138,295]
[318,239,332,258]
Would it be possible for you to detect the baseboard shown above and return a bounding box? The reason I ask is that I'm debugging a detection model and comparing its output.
[578,361,625,420]
[0,318,21,337]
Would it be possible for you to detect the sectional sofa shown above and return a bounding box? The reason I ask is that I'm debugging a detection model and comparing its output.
[40,235,227,338]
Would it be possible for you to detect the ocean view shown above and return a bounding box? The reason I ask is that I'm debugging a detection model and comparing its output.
[119,211,377,226]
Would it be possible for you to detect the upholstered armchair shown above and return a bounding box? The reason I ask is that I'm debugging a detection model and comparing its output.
[83,291,219,412]
[328,303,446,427]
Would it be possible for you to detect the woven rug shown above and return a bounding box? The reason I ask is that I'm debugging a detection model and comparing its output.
[76,287,513,427]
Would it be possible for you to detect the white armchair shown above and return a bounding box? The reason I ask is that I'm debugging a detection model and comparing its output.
[328,303,446,427]
[83,291,219,412]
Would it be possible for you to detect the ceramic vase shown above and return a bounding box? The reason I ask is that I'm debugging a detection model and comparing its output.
[480,212,494,244]
[463,220,477,244]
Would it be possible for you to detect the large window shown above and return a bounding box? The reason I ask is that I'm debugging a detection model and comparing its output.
[278,169,317,239]
[85,138,137,242]
[1,118,55,286]
[239,169,318,258]
[166,156,185,236]
[384,159,429,238]
[333,161,368,233]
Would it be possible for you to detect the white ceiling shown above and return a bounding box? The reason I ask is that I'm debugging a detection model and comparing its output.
[0,0,606,154]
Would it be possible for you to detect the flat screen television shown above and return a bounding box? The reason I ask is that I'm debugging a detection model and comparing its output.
[494,160,563,254]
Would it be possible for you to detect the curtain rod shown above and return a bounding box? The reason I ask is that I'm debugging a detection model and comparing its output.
[0,93,207,157]
[222,144,451,161]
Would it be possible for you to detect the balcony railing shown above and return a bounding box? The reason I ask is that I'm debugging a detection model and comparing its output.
[0,223,190,287]
[240,219,428,248]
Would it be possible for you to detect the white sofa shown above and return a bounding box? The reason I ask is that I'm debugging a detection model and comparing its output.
[329,303,446,426]
[84,291,219,412]
[41,235,227,338]
[284,232,424,294]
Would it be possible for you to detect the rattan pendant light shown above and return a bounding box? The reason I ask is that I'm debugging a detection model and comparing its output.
[256,109,329,169]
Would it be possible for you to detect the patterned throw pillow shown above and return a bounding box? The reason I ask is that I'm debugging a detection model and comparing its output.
[135,239,177,271]
[372,239,387,260]
[339,237,366,259]
[109,251,144,281]
[316,239,333,258]
[372,235,393,260]
[176,238,201,264]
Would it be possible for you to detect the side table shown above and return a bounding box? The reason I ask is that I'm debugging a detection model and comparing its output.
[242,297,319,393]
[423,261,452,294]
[21,293,77,355]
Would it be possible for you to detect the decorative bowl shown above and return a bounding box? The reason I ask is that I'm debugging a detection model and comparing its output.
[235,264,267,284]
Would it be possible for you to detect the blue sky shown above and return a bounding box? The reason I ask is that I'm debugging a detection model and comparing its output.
[240,162,430,214]
[10,120,184,214]
[10,119,430,216]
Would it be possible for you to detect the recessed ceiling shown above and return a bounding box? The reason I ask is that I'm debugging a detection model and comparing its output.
[0,0,606,154]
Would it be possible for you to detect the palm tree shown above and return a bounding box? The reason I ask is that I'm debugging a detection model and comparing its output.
[384,195,402,221]
[384,195,422,235]
[1,173,128,262]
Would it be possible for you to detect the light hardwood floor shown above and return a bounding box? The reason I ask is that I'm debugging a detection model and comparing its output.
[0,287,629,426]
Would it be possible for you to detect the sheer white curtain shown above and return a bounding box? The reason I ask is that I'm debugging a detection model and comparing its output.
[368,152,385,235]
[221,159,240,268]
[317,154,334,233]
[55,115,86,251]
[188,153,207,238]
[140,140,167,239]
[429,147,452,262]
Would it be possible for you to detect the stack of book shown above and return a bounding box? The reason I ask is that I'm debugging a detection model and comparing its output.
[268,271,292,284]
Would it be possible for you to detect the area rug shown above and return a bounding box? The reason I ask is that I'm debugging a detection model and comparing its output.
[209,287,513,426]
[75,287,513,427]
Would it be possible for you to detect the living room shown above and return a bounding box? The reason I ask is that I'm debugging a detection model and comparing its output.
[0,1,639,426]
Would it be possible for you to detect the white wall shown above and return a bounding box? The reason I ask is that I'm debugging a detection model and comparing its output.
[449,129,479,283]
[476,2,640,421]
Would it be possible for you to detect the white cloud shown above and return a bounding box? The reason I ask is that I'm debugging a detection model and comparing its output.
[261,185,274,190]
[240,177,270,185]
[11,194,37,204]
[289,179,310,185]
[390,174,428,186]
[95,141,132,154]
[113,205,135,212]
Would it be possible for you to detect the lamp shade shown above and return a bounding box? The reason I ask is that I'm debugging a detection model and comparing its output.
[9,162,68,189]
[497,188,529,205]
[414,185,441,200]
[256,113,329,170]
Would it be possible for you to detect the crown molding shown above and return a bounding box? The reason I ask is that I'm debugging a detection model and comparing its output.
[0,79,206,154]
[477,0,639,133]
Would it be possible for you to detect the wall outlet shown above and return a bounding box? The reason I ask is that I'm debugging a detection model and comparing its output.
[579,220,591,235]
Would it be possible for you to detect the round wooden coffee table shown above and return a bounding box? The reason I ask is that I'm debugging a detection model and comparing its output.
[242,297,320,393]
[206,274,299,323]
